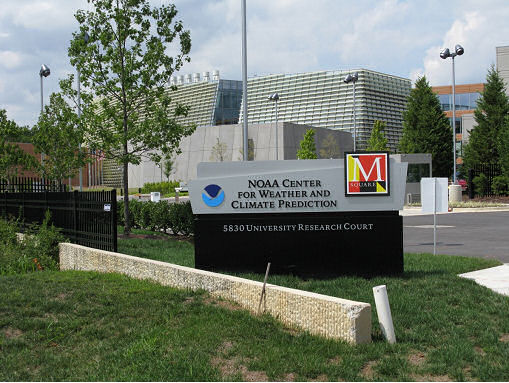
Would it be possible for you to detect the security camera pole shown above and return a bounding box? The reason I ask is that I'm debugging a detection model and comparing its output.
[440,44,464,184]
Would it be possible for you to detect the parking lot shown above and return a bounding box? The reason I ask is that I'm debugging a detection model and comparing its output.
[403,210,509,263]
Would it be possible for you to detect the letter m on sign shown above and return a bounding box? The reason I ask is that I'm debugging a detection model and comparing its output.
[345,152,390,196]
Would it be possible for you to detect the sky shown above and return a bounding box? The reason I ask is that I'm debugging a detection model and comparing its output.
[1,0,509,127]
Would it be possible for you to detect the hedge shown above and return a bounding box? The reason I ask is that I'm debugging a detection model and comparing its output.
[140,181,182,196]
[117,200,194,236]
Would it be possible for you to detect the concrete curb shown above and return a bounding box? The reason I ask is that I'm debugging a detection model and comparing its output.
[59,242,372,344]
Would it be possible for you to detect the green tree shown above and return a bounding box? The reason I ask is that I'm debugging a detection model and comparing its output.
[68,0,193,235]
[0,109,36,184]
[399,76,453,177]
[32,91,88,183]
[499,120,509,177]
[464,65,509,169]
[162,155,174,181]
[366,120,390,152]
[297,129,317,159]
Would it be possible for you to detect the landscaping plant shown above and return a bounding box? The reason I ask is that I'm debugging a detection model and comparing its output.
[0,213,65,275]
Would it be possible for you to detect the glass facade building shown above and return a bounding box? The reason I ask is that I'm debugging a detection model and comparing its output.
[438,92,481,111]
[239,69,411,151]
[164,78,243,127]
[432,83,484,163]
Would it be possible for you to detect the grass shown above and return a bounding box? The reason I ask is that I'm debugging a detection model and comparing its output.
[1,231,508,381]
[115,231,509,381]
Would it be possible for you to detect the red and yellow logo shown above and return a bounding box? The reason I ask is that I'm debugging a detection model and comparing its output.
[345,152,390,196]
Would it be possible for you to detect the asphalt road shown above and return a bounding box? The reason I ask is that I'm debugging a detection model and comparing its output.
[403,211,509,263]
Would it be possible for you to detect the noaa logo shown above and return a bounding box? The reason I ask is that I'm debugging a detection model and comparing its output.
[202,184,225,207]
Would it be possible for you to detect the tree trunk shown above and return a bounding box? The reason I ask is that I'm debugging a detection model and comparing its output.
[123,159,130,235]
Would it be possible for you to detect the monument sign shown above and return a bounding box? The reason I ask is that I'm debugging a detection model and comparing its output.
[189,155,408,276]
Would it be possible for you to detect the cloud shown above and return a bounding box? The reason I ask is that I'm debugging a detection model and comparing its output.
[0,51,25,69]
[413,4,509,85]
[3,1,84,31]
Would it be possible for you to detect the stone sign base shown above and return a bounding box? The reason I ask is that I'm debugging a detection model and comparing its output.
[195,211,403,277]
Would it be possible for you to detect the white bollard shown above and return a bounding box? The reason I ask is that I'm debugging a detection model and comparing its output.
[372,285,396,344]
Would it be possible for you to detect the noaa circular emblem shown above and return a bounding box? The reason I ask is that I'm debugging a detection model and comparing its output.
[202,184,225,207]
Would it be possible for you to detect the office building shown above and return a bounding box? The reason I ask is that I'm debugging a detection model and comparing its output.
[240,69,411,151]
[432,83,484,164]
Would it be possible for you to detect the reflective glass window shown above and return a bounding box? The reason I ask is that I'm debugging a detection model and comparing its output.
[407,163,430,183]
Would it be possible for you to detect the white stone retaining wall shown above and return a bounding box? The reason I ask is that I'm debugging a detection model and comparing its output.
[59,243,371,344]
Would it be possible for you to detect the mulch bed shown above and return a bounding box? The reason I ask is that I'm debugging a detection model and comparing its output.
[468,196,509,204]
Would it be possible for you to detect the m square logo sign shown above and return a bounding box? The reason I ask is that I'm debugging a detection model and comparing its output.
[345,152,390,196]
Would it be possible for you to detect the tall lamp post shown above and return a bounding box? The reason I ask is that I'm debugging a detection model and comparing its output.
[39,64,50,171]
[440,44,464,184]
[241,0,249,161]
[77,32,89,191]
[267,92,280,160]
[344,72,359,152]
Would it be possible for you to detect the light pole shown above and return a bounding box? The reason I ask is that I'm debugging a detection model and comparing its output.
[268,93,280,160]
[344,72,358,152]
[77,32,89,191]
[440,44,464,184]
[39,64,50,172]
[241,0,249,161]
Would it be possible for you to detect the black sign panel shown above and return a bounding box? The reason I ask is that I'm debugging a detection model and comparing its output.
[195,211,403,277]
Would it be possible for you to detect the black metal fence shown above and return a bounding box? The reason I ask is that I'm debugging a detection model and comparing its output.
[0,177,68,193]
[468,164,502,198]
[1,189,117,252]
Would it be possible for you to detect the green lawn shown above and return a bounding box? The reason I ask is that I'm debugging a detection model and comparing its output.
[1,232,508,381]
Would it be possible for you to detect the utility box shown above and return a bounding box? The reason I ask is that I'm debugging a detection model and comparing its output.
[150,192,160,202]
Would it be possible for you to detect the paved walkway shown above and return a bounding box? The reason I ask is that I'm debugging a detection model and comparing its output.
[459,264,509,297]
[400,206,509,297]
[400,205,509,216]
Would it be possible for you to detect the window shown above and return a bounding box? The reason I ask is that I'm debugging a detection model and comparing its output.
[407,163,430,183]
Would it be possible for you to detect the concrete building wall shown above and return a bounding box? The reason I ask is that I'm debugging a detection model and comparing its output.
[461,113,476,144]
[127,123,353,187]
[496,46,509,96]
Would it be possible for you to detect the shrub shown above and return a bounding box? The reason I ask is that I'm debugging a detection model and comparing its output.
[116,199,194,236]
[0,217,19,246]
[0,212,65,275]
[128,199,143,229]
[141,181,181,196]
[168,201,194,236]
[472,173,489,197]
[150,201,170,233]
[22,213,66,271]
[492,175,509,196]
[117,200,125,225]
[140,201,154,230]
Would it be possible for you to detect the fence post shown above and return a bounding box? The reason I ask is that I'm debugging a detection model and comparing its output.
[73,190,78,243]
[468,169,474,199]
[111,189,117,252]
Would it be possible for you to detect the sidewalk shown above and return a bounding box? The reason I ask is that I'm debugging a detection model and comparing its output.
[459,264,509,297]
[400,205,509,216]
